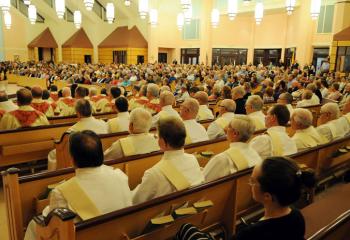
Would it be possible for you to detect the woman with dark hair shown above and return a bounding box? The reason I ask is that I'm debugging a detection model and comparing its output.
[236,156,316,240]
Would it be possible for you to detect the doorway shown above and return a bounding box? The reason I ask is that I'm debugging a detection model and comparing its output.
[137,55,144,64]
[113,50,127,64]
[312,48,329,71]
[181,48,200,64]
[84,55,92,64]
[38,47,54,61]
[158,53,167,63]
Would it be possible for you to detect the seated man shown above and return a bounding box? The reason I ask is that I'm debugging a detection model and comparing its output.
[207,99,236,139]
[296,90,314,108]
[129,85,148,110]
[107,97,130,133]
[145,83,161,114]
[232,86,246,114]
[0,88,49,130]
[245,95,266,130]
[91,88,112,113]
[180,98,209,144]
[342,96,350,124]
[316,103,348,142]
[55,87,76,116]
[152,90,181,126]
[30,86,54,117]
[24,130,132,240]
[104,108,160,161]
[204,115,262,182]
[194,91,214,121]
[250,104,297,159]
[132,116,204,205]
[48,99,108,170]
[291,108,327,151]
[277,92,294,115]
[0,91,18,113]
[76,86,97,114]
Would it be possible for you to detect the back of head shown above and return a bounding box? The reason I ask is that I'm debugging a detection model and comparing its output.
[147,83,160,98]
[89,87,98,97]
[62,87,71,98]
[75,86,88,98]
[42,90,50,100]
[265,87,273,97]
[69,130,103,168]
[31,86,43,99]
[0,91,8,102]
[75,99,92,117]
[232,86,246,99]
[221,99,236,113]
[100,88,107,95]
[130,107,152,133]
[321,102,340,119]
[110,86,121,99]
[230,115,256,142]
[115,96,129,112]
[158,116,186,149]
[247,95,263,111]
[183,98,200,116]
[332,82,340,91]
[291,108,313,129]
[269,104,290,126]
[302,90,313,100]
[17,88,32,106]
[280,92,293,104]
[160,86,171,93]
[306,83,316,93]
[160,91,175,106]
[257,156,316,206]
[50,85,58,92]
[194,91,209,105]
[189,86,200,95]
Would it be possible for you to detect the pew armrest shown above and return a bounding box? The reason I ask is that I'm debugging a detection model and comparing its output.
[34,208,76,227]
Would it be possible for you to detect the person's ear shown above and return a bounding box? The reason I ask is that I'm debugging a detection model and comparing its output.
[263,192,273,203]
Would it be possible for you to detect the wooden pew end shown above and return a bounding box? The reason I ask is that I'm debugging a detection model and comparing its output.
[34,208,76,227]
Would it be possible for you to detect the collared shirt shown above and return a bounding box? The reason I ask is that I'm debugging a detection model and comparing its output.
[104,133,160,161]
[68,116,109,134]
[249,126,297,159]
[316,118,347,142]
[248,110,266,130]
[107,112,130,133]
[296,99,315,108]
[0,100,18,112]
[132,149,204,205]
[152,105,181,126]
[207,112,235,139]
[183,119,209,144]
[203,142,262,182]
[196,105,215,121]
[292,126,327,151]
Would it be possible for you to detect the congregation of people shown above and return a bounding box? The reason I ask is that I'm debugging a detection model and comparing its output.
[1,60,350,240]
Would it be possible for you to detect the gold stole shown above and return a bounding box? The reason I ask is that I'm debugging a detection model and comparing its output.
[267,130,283,156]
[158,160,191,191]
[225,147,249,171]
[215,117,229,130]
[327,123,337,138]
[295,131,318,148]
[56,177,101,220]
[120,137,136,156]
[253,118,265,130]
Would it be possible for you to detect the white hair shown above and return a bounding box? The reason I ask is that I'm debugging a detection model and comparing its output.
[320,103,340,119]
[129,108,152,133]
[229,115,255,142]
[221,99,236,112]
[147,83,160,98]
[160,91,175,106]
[247,95,263,111]
[232,86,246,97]
[62,87,71,97]
[292,108,313,129]
[160,86,171,93]
[183,98,200,115]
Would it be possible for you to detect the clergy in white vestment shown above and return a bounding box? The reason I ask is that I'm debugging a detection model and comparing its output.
[180,98,209,144]
[104,108,160,161]
[204,115,262,182]
[277,92,294,115]
[296,90,315,108]
[0,91,18,113]
[306,83,321,105]
[107,96,130,133]
[48,99,109,170]
[132,116,204,205]
[152,90,181,126]
[24,131,132,240]
[249,104,297,159]
[207,99,236,139]
[194,91,215,121]
[291,108,327,151]
[54,87,76,116]
[342,96,350,129]
[316,103,348,142]
[30,86,54,117]
[245,95,266,131]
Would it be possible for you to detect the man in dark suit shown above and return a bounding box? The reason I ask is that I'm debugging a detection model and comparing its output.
[232,86,246,114]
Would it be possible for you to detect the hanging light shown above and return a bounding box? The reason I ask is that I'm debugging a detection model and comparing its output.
[23,0,31,5]
[55,0,65,19]
[106,3,114,23]
[227,0,237,20]
[28,5,37,24]
[180,0,191,11]
[177,13,184,30]
[184,5,192,24]
[211,9,220,28]
[310,0,321,20]
[138,0,148,19]
[83,0,94,11]
[3,11,11,29]
[243,0,250,6]
[255,2,263,25]
[149,9,158,27]
[0,0,10,12]
[124,0,131,6]
[285,0,296,15]
[74,10,82,29]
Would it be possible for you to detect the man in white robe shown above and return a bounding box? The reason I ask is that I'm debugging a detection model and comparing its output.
[194,91,214,121]
[245,95,266,130]
[107,96,130,133]
[152,90,181,126]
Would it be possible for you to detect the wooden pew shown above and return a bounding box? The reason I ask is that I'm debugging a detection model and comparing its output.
[7,74,47,89]
[0,123,73,168]
[48,112,118,125]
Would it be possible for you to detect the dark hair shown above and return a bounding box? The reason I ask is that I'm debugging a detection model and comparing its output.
[17,88,32,105]
[71,84,78,98]
[269,104,290,126]
[115,96,129,112]
[75,99,92,117]
[69,130,104,168]
[158,116,186,149]
[58,89,63,98]
[332,82,340,91]
[42,89,50,100]
[50,85,58,92]
[75,86,88,98]
[31,87,43,98]
[0,91,8,102]
[100,88,107,95]
[189,86,200,94]
[110,86,121,98]
[222,85,232,99]
[258,157,316,206]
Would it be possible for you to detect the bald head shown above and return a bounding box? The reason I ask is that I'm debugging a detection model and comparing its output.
[17,88,33,106]
[291,108,313,130]
[194,91,209,105]
[180,98,200,120]
[160,91,175,107]
[0,91,8,102]
[62,87,71,98]
[129,108,152,133]
[31,86,43,99]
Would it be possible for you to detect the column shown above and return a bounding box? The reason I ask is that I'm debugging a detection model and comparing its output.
[199,0,213,65]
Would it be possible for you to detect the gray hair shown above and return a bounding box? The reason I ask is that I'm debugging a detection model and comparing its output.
[194,91,209,105]
[147,83,160,98]
[229,115,255,142]
[130,107,152,133]
[247,95,263,111]
[160,86,171,93]
[291,108,313,129]
[232,86,246,97]
[221,99,236,112]
[183,98,200,115]
[75,99,92,117]
[62,87,71,97]
[320,103,340,119]
[160,91,175,106]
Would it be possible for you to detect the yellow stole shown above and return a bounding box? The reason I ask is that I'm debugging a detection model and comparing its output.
[56,177,100,220]
[225,147,249,171]
[120,137,136,156]
[158,160,190,191]
[267,130,283,156]
[253,118,265,130]
[295,131,318,148]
